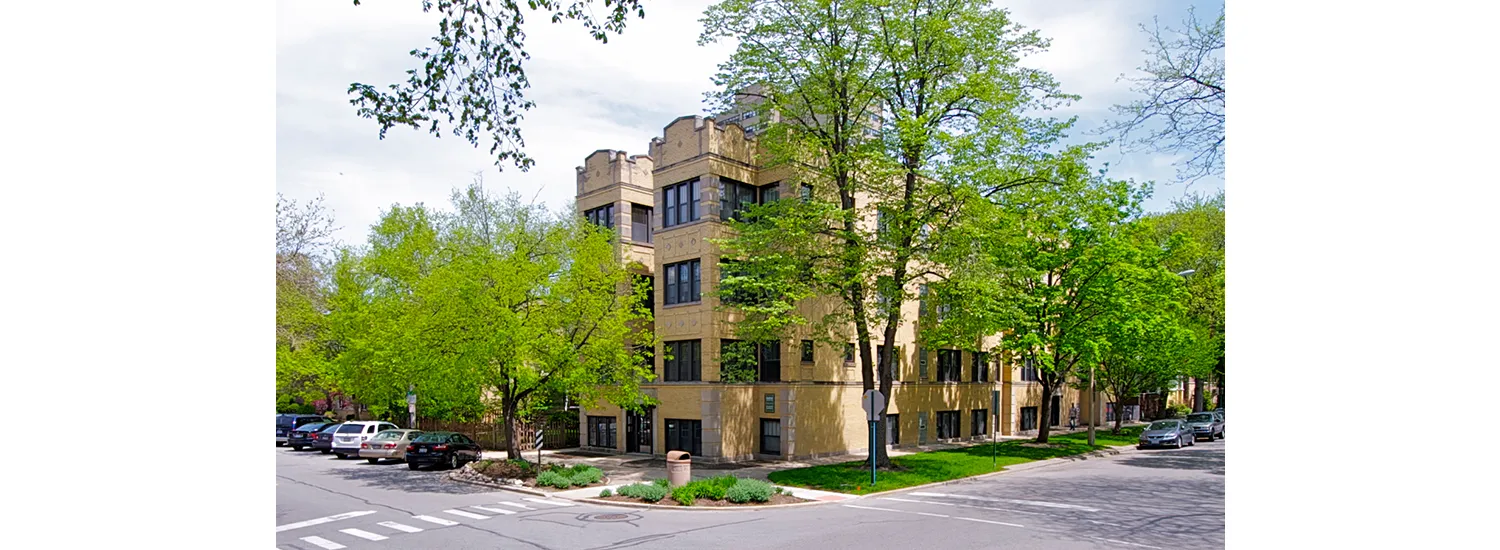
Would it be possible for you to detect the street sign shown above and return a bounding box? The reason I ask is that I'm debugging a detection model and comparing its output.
[534,430,545,450]
[861,390,886,422]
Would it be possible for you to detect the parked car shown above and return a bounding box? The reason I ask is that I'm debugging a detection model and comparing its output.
[312,422,343,454]
[1138,419,1195,449]
[1184,412,1224,441]
[331,421,401,459]
[359,429,423,464]
[276,414,328,446]
[405,431,484,470]
[287,422,334,451]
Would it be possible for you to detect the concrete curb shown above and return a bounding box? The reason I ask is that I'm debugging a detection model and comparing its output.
[566,496,835,511]
[445,473,615,498]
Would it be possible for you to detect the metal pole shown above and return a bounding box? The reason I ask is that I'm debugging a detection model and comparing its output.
[870,420,877,486]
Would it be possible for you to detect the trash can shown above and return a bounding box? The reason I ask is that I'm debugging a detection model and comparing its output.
[666,450,692,488]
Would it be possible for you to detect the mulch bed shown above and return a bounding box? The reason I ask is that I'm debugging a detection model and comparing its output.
[597,493,811,507]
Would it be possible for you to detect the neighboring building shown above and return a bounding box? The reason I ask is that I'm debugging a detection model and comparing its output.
[575,114,1101,462]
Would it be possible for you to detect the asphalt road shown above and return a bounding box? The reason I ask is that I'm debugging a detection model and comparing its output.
[276,438,1225,550]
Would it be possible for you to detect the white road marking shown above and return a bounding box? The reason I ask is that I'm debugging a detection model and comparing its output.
[523,497,577,507]
[470,505,518,515]
[955,516,1025,528]
[413,515,459,526]
[882,497,1048,517]
[444,509,491,520]
[275,511,376,533]
[907,492,1100,512]
[843,504,909,513]
[377,521,424,533]
[299,536,346,550]
[882,497,955,506]
[916,512,950,518]
[339,528,388,541]
[497,502,535,510]
[1085,536,1163,549]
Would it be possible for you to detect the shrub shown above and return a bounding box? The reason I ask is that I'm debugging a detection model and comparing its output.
[536,470,573,489]
[570,464,593,474]
[725,478,774,503]
[570,466,604,486]
[773,486,783,495]
[652,478,669,488]
[1166,403,1192,418]
[599,488,612,498]
[671,485,696,506]
[634,483,667,502]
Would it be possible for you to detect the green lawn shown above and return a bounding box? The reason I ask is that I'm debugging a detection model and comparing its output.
[767,427,1143,496]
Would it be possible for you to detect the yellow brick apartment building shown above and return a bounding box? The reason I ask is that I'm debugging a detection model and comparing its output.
[575,115,1103,462]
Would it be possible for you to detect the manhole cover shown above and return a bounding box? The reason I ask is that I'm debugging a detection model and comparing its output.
[579,513,637,522]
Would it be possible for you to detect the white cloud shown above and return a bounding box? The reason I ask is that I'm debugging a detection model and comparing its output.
[277,0,1222,248]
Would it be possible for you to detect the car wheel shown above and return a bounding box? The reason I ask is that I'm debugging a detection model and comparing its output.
[408,462,420,470]
[335,453,346,459]
[291,445,303,451]
[449,455,459,470]
[320,449,330,454]
[367,458,378,464]
[1174,436,1183,449]
[277,442,285,447]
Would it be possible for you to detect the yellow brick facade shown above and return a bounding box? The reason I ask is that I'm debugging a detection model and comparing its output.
[575,114,1110,462]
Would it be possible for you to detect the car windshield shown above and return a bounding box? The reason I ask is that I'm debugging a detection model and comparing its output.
[337,424,364,433]
[413,433,450,443]
[296,423,326,432]
[1187,413,1214,423]
[372,431,404,440]
[1149,421,1179,430]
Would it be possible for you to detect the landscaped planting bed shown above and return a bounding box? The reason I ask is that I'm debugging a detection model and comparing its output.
[456,459,609,492]
[597,476,810,507]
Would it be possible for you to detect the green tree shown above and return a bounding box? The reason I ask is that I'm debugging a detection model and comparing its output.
[331,182,657,457]
[276,194,341,410]
[1144,190,1225,410]
[1104,5,1224,183]
[704,0,1092,463]
[347,0,647,169]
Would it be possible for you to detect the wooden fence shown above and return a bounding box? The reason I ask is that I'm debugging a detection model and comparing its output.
[415,417,579,452]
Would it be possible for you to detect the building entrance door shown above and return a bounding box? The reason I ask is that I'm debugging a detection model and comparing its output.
[625,407,653,454]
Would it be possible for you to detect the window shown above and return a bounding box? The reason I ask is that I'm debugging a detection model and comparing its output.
[1050,395,1061,427]
[1020,356,1039,382]
[758,341,781,382]
[972,409,988,436]
[1020,407,1038,431]
[662,179,700,228]
[664,259,701,305]
[760,418,781,455]
[919,285,929,318]
[588,416,617,448]
[937,350,961,382]
[764,393,776,413]
[844,344,856,365]
[918,346,928,380]
[972,352,989,382]
[719,259,771,306]
[665,419,702,456]
[337,424,363,433]
[800,340,814,363]
[799,184,814,201]
[664,340,702,382]
[936,411,960,440]
[720,179,780,221]
[584,204,616,229]
[631,204,652,243]
[743,110,757,119]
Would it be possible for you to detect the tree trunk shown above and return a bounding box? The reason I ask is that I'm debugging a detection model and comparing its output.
[1193,377,1205,412]
[1036,381,1054,443]
[503,393,520,459]
[876,318,898,468]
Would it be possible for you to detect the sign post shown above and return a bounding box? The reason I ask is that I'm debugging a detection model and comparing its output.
[861,389,886,487]
[535,429,545,465]
[406,386,417,429]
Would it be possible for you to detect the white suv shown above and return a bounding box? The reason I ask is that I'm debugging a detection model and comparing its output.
[331,421,400,459]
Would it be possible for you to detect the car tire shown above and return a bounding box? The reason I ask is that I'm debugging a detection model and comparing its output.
[408,462,420,470]
[277,442,285,447]
[1174,437,1183,449]
[367,458,378,464]
[291,445,303,451]
[449,455,459,470]
[335,453,346,459]
[320,449,330,454]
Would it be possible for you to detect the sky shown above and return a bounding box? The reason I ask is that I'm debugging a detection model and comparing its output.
[277,0,1225,248]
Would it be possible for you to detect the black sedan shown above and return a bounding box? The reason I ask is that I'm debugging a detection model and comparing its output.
[405,431,483,470]
[287,422,334,451]
[311,423,343,454]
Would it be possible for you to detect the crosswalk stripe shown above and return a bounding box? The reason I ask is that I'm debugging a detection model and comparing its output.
[444,509,491,520]
[497,502,534,510]
[955,516,1025,528]
[377,521,424,533]
[906,492,1099,512]
[299,536,346,549]
[523,498,576,507]
[413,515,459,526]
[339,528,388,541]
[470,505,518,515]
[276,511,376,532]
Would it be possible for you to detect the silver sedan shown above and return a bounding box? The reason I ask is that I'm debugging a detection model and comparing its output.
[1138,419,1196,449]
